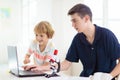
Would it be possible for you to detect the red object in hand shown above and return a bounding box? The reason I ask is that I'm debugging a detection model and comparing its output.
[54,49,58,55]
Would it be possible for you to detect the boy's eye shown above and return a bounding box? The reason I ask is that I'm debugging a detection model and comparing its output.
[35,34,44,37]
[36,34,38,36]
[40,35,43,37]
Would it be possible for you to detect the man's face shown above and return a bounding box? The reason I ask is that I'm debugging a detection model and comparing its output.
[70,13,86,33]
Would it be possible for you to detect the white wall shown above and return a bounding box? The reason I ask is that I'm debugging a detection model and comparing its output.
[0,0,22,64]
[51,0,84,76]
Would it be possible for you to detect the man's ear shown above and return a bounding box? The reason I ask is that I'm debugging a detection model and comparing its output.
[84,15,90,22]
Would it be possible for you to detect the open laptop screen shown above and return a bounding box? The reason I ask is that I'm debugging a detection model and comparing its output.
[7,45,19,76]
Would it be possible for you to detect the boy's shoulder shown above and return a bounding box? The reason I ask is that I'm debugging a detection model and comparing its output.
[47,40,55,49]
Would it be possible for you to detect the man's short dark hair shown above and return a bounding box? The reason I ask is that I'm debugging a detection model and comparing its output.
[68,3,92,21]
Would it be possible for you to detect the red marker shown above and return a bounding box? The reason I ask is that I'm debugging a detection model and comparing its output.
[54,49,58,55]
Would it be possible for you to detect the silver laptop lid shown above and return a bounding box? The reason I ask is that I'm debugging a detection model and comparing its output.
[7,45,19,76]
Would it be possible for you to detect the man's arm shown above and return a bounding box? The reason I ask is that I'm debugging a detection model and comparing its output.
[24,59,72,72]
[110,58,120,77]
[59,59,72,71]
[93,58,120,80]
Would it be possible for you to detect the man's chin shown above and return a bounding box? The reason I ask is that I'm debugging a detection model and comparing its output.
[78,31,82,33]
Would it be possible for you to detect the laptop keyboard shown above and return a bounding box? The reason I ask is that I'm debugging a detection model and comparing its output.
[19,69,46,75]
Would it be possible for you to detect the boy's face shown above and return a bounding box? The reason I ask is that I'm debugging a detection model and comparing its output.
[70,13,87,33]
[35,33,49,46]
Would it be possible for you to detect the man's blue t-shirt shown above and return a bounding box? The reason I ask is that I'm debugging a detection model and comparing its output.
[66,24,120,77]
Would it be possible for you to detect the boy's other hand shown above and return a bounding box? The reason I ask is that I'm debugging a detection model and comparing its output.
[23,58,30,64]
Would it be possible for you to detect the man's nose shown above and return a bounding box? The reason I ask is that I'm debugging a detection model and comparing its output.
[72,22,75,27]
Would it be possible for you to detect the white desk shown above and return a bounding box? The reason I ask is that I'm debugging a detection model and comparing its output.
[0,64,90,80]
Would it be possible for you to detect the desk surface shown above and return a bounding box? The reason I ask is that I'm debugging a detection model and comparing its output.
[0,64,90,80]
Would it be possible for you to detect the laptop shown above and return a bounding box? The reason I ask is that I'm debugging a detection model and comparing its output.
[7,45,46,77]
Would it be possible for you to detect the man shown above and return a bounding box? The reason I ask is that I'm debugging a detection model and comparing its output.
[24,3,120,80]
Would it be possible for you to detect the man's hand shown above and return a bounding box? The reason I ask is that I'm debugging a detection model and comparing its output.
[92,72,113,80]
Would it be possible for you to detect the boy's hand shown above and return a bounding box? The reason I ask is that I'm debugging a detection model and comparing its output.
[23,58,30,64]
[23,54,31,64]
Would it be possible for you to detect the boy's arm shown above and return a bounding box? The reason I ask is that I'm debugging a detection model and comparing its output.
[23,53,31,64]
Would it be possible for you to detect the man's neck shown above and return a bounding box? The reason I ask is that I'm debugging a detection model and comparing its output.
[84,24,95,44]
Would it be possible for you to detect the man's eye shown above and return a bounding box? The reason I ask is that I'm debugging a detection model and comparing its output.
[72,20,77,23]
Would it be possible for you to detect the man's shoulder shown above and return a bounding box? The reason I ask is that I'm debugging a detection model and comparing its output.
[95,24,113,35]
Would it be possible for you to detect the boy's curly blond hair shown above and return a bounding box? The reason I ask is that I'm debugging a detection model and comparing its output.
[34,21,54,39]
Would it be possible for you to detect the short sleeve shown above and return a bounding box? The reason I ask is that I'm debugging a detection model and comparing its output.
[66,36,79,62]
[106,30,120,61]
[27,41,37,55]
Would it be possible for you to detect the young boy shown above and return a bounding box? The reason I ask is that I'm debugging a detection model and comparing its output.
[23,21,57,66]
